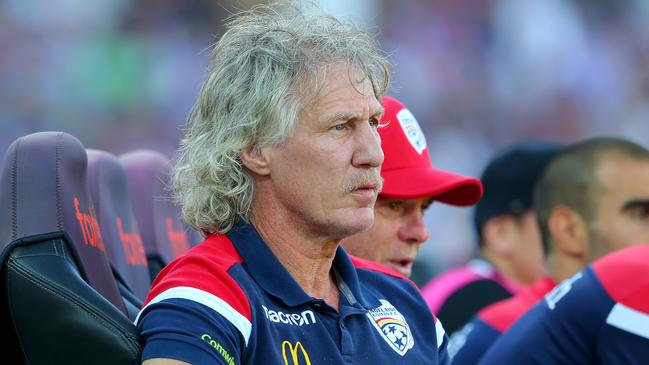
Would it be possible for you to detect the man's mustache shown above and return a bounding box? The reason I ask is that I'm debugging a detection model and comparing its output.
[343,170,383,194]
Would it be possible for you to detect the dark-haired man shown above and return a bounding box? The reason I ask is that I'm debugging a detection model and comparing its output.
[421,141,562,335]
[454,137,649,364]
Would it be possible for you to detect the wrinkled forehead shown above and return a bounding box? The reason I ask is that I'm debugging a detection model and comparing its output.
[297,63,380,111]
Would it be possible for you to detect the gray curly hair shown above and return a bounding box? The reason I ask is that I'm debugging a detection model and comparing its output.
[172,3,390,235]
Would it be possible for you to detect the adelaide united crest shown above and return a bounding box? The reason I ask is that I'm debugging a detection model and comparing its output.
[366,299,414,356]
[397,108,426,154]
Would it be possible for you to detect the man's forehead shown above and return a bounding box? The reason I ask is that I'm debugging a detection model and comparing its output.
[595,170,649,211]
[306,65,379,103]
[310,96,382,126]
[593,154,649,190]
[319,104,383,122]
[596,152,649,173]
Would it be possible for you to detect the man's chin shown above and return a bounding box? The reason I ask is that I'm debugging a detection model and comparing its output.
[341,209,374,231]
[337,223,373,238]
[385,261,412,277]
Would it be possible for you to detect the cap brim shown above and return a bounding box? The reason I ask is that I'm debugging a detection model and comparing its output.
[380,167,483,206]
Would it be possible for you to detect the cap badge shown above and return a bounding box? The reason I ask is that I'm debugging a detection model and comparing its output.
[397,108,426,154]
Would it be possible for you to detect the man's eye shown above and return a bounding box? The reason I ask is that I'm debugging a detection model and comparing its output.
[377,200,408,218]
[630,206,649,220]
[332,123,348,131]
[369,118,379,128]
[388,201,403,211]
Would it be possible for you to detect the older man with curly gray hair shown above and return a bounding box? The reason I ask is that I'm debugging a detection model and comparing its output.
[136,4,450,364]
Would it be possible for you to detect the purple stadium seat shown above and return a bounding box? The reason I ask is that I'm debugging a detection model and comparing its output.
[87,149,151,303]
[0,132,141,364]
[119,150,199,281]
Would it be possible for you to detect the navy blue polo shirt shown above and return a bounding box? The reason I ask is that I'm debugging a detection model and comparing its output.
[478,244,649,365]
[450,276,555,365]
[136,222,449,364]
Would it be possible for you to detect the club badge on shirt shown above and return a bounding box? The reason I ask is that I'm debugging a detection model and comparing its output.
[367,299,415,356]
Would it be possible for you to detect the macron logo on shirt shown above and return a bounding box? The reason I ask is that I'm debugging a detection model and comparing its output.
[262,305,316,326]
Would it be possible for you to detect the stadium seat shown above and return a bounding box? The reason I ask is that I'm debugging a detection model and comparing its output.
[0,132,142,364]
[120,150,198,281]
[87,149,151,306]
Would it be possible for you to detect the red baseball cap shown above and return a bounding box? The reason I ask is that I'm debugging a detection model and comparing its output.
[378,96,483,206]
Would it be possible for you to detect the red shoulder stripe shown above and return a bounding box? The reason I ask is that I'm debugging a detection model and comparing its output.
[144,234,251,320]
[479,276,556,332]
[594,244,649,314]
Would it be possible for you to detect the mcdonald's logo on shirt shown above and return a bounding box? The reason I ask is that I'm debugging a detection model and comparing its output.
[281,340,311,365]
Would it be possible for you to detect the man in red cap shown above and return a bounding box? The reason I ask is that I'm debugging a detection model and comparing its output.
[342,96,483,277]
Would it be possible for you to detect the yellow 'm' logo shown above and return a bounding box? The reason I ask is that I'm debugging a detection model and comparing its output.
[281,340,311,365]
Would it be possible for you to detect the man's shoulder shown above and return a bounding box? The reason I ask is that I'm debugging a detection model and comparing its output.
[166,234,242,269]
[424,269,513,312]
[349,255,435,316]
[593,244,649,313]
[420,261,516,312]
[478,276,555,333]
[142,234,252,322]
[477,296,522,333]
[147,234,244,291]
[423,265,485,292]
[349,255,425,301]
[350,255,411,281]
[426,271,513,334]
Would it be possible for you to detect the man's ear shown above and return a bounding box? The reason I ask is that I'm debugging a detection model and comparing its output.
[482,215,517,258]
[240,145,271,176]
[548,205,588,258]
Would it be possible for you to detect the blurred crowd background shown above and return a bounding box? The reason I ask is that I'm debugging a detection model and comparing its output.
[3,0,649,285]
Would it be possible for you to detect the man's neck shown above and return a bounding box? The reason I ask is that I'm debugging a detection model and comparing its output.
[547,252,585,283]
[482,250,520,284]
[250,212,341,309]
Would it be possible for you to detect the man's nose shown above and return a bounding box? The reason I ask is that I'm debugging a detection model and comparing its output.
[352,122,384,168]
[398,211,429,244]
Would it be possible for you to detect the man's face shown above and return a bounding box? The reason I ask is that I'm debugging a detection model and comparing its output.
[587,154,649,260]
[265,65,384,239]
[505,210,545,284]
[343,195,432,277]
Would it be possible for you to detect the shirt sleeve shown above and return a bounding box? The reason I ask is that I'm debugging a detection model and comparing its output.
[435,319,451,365]
[449,318,500,365]
[137,298,246,365]
[478,269,606,365]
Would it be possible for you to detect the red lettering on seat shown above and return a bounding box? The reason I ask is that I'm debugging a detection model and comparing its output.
[73,197,105,251]
[116,217,148,266]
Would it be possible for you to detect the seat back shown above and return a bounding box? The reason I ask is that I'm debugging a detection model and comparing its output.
[87,149,151,302]
[0,132,142,364]
[119,150,197,280]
